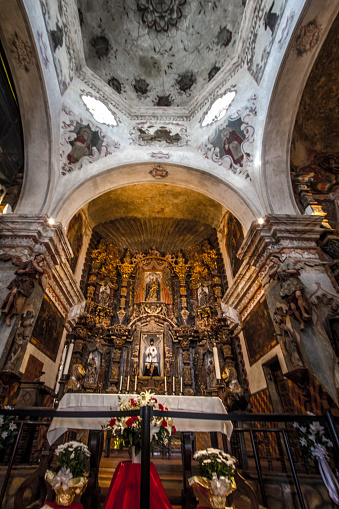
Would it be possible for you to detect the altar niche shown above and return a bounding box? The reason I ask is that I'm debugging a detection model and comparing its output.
[139,332,164,378]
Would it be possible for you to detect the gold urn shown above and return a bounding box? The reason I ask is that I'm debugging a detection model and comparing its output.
[45,470,88,507]
[188,475,236,509]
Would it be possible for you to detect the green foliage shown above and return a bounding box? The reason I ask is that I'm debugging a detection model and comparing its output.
[55,441,90,478]
[0,408,18,451]
[193,448,236,481]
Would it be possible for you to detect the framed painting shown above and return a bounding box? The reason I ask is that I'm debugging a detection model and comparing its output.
[30,296,65,362]
[139,331,164,377]
[242,296,277,366]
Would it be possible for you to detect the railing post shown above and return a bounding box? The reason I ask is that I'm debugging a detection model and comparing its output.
[140,404,152,509]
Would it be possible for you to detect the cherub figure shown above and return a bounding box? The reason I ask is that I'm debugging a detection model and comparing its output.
[269,256,312,330]
[1,254,46,326]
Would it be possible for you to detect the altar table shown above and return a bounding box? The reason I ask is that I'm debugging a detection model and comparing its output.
[47,394,232,444]
[103,462,172,509]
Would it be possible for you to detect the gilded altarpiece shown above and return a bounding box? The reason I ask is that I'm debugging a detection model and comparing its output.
[65,236,249,410]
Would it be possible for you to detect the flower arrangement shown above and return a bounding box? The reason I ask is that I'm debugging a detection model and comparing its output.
[193,448,236,481]
[45,441,90,506]
[106,391,176,456]
[189,448,237,508]
[0,406,18,451]
[293,417,333,461]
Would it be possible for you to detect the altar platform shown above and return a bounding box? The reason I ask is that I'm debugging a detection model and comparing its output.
[47,393,233,444]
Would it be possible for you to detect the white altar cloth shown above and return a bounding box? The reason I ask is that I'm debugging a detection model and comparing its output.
[47,393,232,444]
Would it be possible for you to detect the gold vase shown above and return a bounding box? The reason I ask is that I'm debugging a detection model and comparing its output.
[188,475,236,509]
[45,470,88,507]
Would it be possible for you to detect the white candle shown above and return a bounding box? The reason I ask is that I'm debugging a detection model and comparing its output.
[55,345,68,392]
[126,375,130,392]
[213,344,221,380]
[134,375,138,392]
[173,376,175,394]
[63,343,74,375]
[180,376,183,394]
[164,376,167,393]
[119,375,123,392]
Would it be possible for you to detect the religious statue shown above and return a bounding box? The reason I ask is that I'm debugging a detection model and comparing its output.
[66,364,86,392]
[143,338,160,376]
[207,359,217,388]
[269,256,312,330]
[98,283,110,307]
[273,306,304,370]
[148,246,160,257]
[1,254,46,326]
[198,285,209,307]
[146,274,160,301]
[86,353,98,385]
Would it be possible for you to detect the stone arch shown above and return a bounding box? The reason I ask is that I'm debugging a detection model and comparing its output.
[261,1,339,214]
[52,162,260,233]
[0,0,60,215]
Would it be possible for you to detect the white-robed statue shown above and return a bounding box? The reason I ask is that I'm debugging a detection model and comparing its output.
[143,338,160,376]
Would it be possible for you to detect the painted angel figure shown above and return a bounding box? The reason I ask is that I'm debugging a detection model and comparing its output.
[269,256,312,330]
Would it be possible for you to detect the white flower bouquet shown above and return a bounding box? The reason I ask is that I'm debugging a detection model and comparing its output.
[293,417,333,461]
[193,448,236,481]
[0,406,18,451]
[54,441,91,478]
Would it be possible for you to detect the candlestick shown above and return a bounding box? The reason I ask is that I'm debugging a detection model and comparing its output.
[164,376,167,393]
[134,375,138,392]
[126,375,130,392]
[55,345,68,393]
[63,342,74,375]
[172,375,175,394]
[213,343,221,380]
[119,375,123,392]
[180,376,183,394]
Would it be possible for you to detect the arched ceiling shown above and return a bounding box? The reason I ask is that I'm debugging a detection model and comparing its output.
[87,183,225,252]
[77,0,245,108]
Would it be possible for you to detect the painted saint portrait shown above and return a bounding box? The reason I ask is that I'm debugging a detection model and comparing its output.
[66,122,103,166]
[226,214,244,277]
[30,296,65,362]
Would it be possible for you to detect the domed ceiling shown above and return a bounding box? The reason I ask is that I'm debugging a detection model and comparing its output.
[77,0,246,108]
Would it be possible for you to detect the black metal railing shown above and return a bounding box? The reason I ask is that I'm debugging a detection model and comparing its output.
[0,407,338,509]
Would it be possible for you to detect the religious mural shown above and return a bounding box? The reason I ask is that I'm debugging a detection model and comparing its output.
[60,107,120,176]
[246,0,287,84]
[295,19,321,57]
[242,297,277,366]
[130,122,190,147]
[30,296,65,362]
[202,95,256,179]
[67,212,83,272]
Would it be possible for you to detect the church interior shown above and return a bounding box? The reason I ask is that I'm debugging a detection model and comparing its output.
[0,1,339,508]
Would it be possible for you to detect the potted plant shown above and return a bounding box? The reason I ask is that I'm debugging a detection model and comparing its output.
[45,441,90,507]
[189,448,237,509]
[106,391,176,462]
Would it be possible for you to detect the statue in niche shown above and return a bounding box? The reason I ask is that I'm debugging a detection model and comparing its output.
[198,285,209,307]
[141,333,162,376]
[1,254,47,326]
[207,359,217,388]
[98,283,110,307]
[143,338,160,376]
[148,246,160,257]
[145,273,161,301]
[86,352,98,386]
[269,256,312,330]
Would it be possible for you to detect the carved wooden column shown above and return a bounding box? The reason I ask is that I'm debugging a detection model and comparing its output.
[176,327,194,395]
[117,251,135,324]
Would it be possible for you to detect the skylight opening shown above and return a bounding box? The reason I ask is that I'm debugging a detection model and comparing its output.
[81,95,117,126]
[201,91,236,127]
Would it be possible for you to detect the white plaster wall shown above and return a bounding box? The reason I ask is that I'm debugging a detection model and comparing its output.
[20,328,67,390]
[239,331,287,395]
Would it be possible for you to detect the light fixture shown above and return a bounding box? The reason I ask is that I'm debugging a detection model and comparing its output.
[201,90,236,127]
[258,217,264,225]
[81,95,117,126]
[48,217,55,225]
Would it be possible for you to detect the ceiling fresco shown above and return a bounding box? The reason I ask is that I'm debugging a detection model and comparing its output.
[76,0,246,108]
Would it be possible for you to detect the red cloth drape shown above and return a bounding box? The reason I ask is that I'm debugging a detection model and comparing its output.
[103,461,172,509]
[44,503,83,509]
